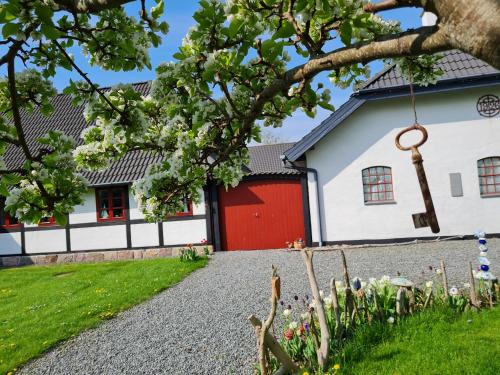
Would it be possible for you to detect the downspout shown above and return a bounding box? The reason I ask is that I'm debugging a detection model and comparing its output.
[281,155,324,247]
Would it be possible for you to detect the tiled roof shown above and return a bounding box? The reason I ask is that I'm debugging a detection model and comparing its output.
[3,82,296,185]
[360,50,498,92]
[247,143,300,175]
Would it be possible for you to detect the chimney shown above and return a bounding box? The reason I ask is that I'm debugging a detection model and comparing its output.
[421,11,437,26]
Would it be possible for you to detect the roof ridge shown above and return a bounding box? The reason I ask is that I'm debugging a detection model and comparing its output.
[54,80,152,96]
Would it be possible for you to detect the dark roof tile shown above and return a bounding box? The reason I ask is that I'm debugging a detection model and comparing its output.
[360,50,498,91]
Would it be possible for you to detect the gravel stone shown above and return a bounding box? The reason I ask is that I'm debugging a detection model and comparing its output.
[20,239,499,375]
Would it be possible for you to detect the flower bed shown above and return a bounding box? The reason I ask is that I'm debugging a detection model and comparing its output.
[251,233,498,375]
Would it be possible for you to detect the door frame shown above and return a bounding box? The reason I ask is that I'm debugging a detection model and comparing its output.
[209,174,312,251]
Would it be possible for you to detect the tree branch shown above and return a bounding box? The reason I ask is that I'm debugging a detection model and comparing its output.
[363,0,423,13]
[54,0,133,13]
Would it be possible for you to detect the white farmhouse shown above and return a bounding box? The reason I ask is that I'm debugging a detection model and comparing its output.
[284,50,500,245]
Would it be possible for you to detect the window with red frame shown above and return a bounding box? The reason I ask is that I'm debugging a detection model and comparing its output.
[0,200,20,228]
[176,197,193,216]
[362,166,394,203]
[478,157,500,196]
[96,187,127,221]
[39,216,56,226]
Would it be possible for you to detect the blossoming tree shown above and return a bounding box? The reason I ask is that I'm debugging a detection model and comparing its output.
[1,0,499,223]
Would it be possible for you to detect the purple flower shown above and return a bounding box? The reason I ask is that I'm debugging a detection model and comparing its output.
[294,295,298,301]
[280,300,284,306]
[287,304,292,310]
[352,278,361,291]
[304,323,310,334]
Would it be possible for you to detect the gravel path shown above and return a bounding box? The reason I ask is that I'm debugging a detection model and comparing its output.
[20,239,499,375]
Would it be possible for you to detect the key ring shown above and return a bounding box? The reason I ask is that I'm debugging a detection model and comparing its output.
[395,123,428,151]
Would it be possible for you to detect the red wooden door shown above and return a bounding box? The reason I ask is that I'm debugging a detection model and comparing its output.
[218,179,305,251]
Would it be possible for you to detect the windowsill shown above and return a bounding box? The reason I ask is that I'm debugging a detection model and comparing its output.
[97,217,126,223]
[364,200,397,206]
[480,193,500,199]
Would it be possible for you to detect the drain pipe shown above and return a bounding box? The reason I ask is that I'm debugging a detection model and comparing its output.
[281,155,323,247]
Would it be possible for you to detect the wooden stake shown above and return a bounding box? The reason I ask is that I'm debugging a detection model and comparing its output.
[259,266,279,375]
[340,250,355,325]
[469,262,478,307]
[249,315,299,374]
[440,260,449,299]
[396,287,406,317]
[330,277,343,339]
[423,290,433,309]
[301,250,330,370]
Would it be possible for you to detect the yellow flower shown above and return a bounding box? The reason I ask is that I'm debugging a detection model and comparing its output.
[333,364,341,370]
[8,372,13,375]
[302,372,310,375]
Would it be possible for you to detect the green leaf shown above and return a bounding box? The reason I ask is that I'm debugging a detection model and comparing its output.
[34,4,54,23]
[273,21,295,39]
[54,211,67,227]
[173,52,186,60]
[340,22,352,46]
[2,22,19,38]
[40,23,62,40]
[151,0,164,19]
[228,18,244,38]
[0,8,16,23]
[319,101,335,111]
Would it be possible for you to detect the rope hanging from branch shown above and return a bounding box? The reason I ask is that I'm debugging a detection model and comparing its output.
[395,66,440,233]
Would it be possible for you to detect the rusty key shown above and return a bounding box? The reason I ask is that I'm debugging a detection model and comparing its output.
[395,124,440,233]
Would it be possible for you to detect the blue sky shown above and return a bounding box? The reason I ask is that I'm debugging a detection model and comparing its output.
[10,1,423,142]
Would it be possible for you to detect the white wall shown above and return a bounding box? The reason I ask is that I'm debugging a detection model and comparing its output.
[0,187,209,255]
[25,230,67,253]
[69,191,97,224]
[71,226,128,251]
[0,232,22,255]
[131,223,159,248]
[163,219,207,246]
[306,86,500,242]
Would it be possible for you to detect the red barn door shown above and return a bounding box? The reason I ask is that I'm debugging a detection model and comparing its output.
[218,179,305,251]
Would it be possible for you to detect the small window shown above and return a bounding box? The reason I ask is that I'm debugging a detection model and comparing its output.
[96,187,127,221]
[0,204,20,228]
[362,166,394,203]
[0,198,20,228]
[39,216,56,226]
[176,197,193,216]
[478,157,500,196]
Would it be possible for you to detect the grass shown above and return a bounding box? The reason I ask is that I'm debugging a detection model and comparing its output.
[0,257,207,374]
[336,307,500,375]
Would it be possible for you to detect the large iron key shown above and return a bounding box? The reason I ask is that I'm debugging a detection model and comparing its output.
[395,124,440,233]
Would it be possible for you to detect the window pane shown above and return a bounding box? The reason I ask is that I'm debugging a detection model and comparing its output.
[99,209,109,219]
[385,184,392,192]
[112,189,123,199]
[112,198,123,208]
[113,209,124,218]
[362,169,368,177]
[485,158,493,166]
[488,185,495,193]
[487,176,494,184]
[386,192,394,200]
[99,190,108,201]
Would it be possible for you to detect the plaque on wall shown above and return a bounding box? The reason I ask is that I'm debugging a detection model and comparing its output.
[477,94,500,117]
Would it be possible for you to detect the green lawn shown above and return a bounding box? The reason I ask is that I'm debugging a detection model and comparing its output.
[0,257,207,374]
[337,307,500,375]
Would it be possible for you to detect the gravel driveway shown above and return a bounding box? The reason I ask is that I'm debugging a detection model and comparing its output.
[20,238,499,375]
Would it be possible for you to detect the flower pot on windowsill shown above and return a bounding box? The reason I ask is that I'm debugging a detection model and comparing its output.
[293,240,304,250]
